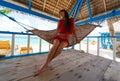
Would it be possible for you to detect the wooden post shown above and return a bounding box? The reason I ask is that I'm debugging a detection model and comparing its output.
[27,35,30,54]
[87,38,89,53]
[107,18,120,52]
[11,34,15,56]
[97,37,100,56]
[113,38,116,61]
[39,38,42,52]
[79,42,81,51]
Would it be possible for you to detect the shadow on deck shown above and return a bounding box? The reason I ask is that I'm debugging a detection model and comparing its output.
[0,50,120,81]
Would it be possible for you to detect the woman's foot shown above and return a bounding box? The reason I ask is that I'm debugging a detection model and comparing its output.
[33,64,47,77]
[34,69,42,77]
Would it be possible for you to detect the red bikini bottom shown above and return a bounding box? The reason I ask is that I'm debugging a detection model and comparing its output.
[53,36,69,46]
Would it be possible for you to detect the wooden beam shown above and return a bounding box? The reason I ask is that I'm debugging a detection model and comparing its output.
[74,0,84,20]
[76,9,120,23]
[107,18,120,52]
[86,0,92,19]
[65,0,71,10]
[103,0,107,12]
[78,12,83,20]
[43,0,47,11]
[28,0,32,10]
[53,0,60,15]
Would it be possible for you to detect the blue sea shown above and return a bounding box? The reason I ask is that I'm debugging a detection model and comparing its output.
[0,36,49,45]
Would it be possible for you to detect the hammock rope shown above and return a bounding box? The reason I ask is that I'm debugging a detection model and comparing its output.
[0,12,36,31]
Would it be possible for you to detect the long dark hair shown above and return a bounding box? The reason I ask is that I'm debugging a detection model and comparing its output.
[59,9,71,32]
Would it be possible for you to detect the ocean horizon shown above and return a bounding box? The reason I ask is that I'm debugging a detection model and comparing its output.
[0,35,51,53]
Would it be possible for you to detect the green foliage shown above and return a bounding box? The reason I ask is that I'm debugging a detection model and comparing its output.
[0,9,12,15]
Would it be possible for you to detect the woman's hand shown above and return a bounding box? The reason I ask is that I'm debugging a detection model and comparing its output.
[76,38,79,43]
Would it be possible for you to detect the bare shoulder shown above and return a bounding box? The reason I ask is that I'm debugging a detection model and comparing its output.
[70,17,74,20]
[70,17,74,22]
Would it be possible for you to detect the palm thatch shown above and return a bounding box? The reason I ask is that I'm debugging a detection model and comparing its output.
[4,0,120,22]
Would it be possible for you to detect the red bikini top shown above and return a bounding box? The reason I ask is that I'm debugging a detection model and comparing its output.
[57,18,75,35]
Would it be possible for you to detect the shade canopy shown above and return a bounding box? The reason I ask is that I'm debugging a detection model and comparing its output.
[0,0,119,26]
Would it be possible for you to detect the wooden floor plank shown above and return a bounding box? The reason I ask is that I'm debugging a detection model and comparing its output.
[103,61,120,81]
[0,50,120,81]
[50,56,112,81]
[18,51,87,81]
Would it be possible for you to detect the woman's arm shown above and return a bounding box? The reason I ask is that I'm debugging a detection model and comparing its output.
[73,28,79,43]
[71,18,79,43]
[53,21,60,37]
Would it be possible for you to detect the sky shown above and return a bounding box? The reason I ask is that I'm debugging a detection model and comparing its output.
[0,11,57,32]
[0,11,120,36]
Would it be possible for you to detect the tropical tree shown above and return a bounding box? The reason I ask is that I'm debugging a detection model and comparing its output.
[0,7,12,15]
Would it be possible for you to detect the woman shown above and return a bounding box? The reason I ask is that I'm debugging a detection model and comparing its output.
[34,9,78,76]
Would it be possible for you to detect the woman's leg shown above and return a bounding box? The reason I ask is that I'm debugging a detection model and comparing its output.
[34,39,60,76]
[44,39,60,63]
[49,41,68,62]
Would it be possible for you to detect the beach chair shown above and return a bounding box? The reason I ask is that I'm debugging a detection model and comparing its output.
[0,40,11,56]
[20,46,33,54]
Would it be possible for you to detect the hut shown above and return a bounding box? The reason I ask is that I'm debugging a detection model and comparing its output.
[0,0,120,81]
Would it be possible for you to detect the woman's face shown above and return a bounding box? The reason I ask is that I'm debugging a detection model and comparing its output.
[59,11,65,19]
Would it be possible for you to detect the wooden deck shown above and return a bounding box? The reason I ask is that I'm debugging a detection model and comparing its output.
[0,50,120,81]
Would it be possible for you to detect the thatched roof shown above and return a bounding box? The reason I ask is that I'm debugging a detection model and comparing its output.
[2,0,120,23]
